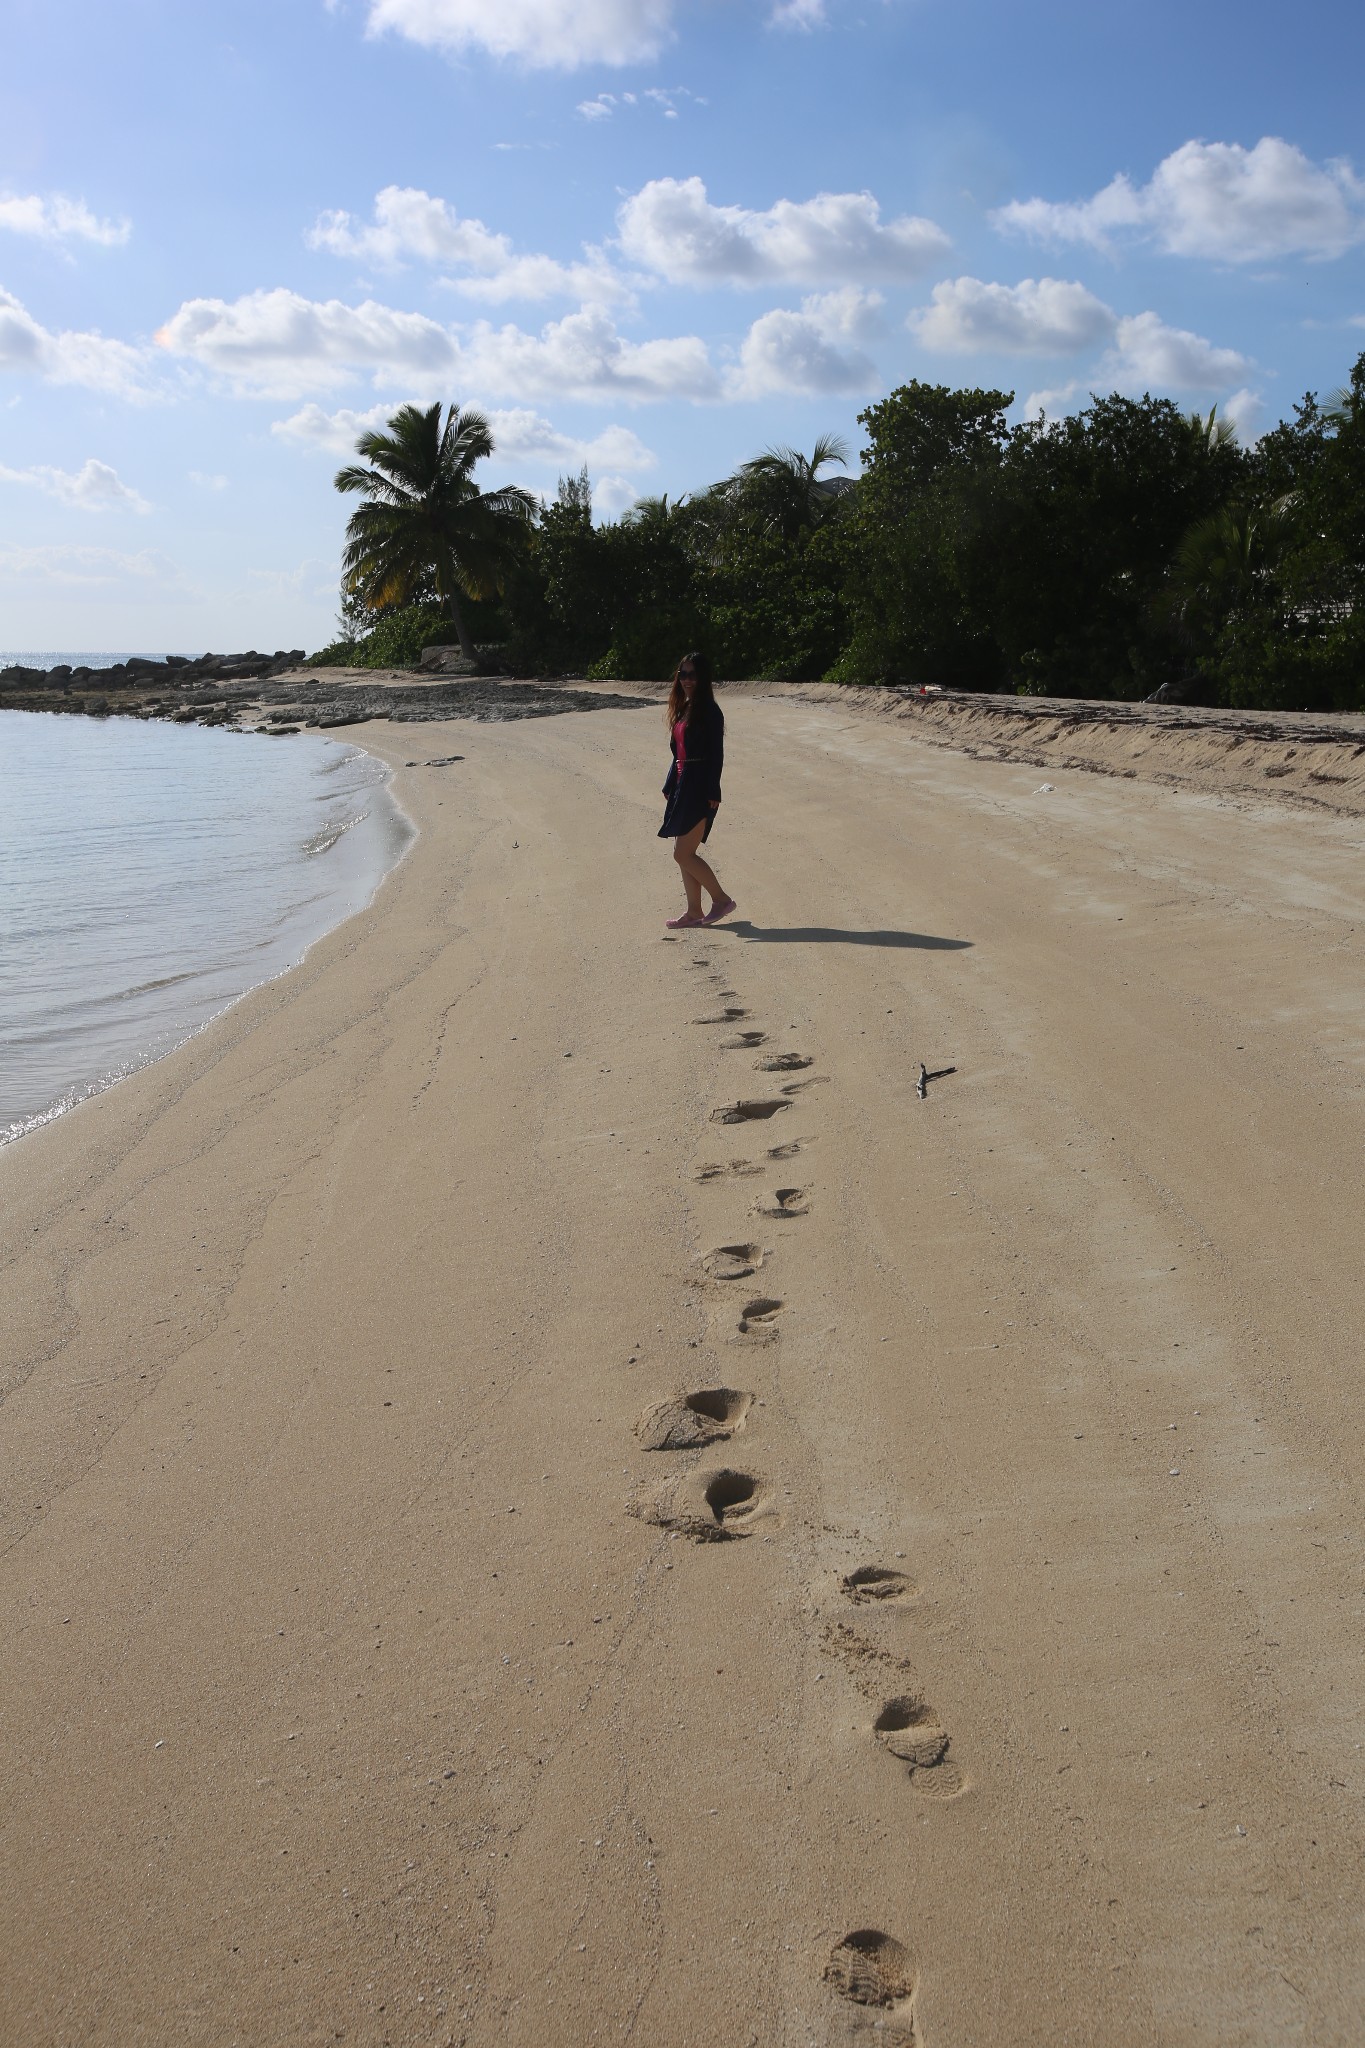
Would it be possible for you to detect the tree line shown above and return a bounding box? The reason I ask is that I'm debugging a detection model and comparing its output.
[318,348,1365,712]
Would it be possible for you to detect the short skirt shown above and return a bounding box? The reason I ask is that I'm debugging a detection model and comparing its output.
[658,783,717,840]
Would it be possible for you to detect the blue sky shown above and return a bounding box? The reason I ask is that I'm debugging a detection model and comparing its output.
[2,0,1363,651]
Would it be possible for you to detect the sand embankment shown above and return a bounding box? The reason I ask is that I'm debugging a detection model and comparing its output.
[3,694,1364,2046]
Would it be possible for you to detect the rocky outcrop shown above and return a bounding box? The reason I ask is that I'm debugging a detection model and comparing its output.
[0,650,306,691]
[0,654,652,731]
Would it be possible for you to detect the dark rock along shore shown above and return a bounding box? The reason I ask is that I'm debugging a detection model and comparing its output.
[0,651,653,730]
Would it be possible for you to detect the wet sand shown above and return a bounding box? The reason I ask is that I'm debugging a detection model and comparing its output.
[3,695,1364,2046]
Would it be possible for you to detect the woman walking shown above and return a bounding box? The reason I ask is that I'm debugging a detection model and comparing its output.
[659,652,737,930]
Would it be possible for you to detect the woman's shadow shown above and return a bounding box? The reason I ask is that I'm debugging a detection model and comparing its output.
[723,920,971,950]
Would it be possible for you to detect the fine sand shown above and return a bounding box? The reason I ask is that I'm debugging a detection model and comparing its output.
[3,694,1364,2047]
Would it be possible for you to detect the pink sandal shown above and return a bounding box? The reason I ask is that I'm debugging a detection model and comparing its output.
[703,896,737,925]
[665,912,707,929]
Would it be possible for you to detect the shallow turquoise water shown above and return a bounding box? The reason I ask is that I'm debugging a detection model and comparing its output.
[0,711,412,1144]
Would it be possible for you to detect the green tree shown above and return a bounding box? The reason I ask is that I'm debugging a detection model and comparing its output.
[838,381,1014,685]
[335,402,534,660]
[994,394,1244,697]
[1218,351,1365,709]
[723,433,853,542]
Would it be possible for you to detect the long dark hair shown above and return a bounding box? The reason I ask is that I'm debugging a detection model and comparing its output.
[665,651,720,731]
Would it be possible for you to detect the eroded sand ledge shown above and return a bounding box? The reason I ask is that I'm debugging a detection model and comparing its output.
[3,697,1363,2046]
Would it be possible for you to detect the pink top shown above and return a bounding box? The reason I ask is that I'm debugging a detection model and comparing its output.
[673,717,687,766]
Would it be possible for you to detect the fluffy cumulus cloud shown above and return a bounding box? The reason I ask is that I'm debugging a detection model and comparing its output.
[273,398,656,474]
[910,273,1249,394]
[911,276,1116,354]
[362,0,676,68]
[459,306,718,401]
[157,286,720,403]
[616,176,948,287]
[156,289,461,398]
[0,192,130,247]
[727,290,881,398]
[308,186,628,304]
[0,286,150,397]
[0,456,149,512]
[994,137,1365,263]
[1104,312,1250,390]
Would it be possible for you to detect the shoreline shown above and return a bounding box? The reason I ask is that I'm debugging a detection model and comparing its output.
[7,656,1363,816]
[3,697,1364,2043]
[0,711,416,1151]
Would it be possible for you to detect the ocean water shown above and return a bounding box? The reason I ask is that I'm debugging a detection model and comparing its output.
[1,651,201,670]
[0,710,413,1145]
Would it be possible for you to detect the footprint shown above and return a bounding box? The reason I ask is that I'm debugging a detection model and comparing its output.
[700,1241,765,1281]
[874,1697,966,1798]
[842,1565,915,1604]
[780,1076,829,1096]
[630,1465,770,1540]
[712,1099,790,1125]
[636,1386,753,1450]
[695,1005,748,1025]
[721,1030,768,1049]
[702,1469,766,1529]
[694,1158,764,1183]
[755,1051,813,1072]
[754,1187,810,1218]
[737,1295,784,1338]
[766,1138,806,1161]
[824,1930,917,2012]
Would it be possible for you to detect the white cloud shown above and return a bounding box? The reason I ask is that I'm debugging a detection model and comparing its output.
[727,292,880,398]
[484,409,656,472]
[272,399,656,474]
[771,0,827,26]
[909,276,1250,397]
[0,286,150,397]
[157,289,461,398]
[0,544,177,586]
[1105,311,1250,390]
[1020,380,1085,422]
[617,175,949,286]
[460,305,719,402]
[189,470,229,490]
[1021,316,1253,418]
[158,287,719,404]
[577,84,700,122]
[993,137,1365,263]
[270,400,400,450]
[308,185,629,303]
[911,276,1116,354]
[0,192,130,247]
[1222,386,1264,443]
[593,474,643,519]
[0,456,149,512]
[363,0,676,68]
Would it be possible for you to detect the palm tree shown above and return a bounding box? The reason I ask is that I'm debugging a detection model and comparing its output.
[335,402,535,660]
[733,432,853,539]
[1187,404,1238,453]
[1160,494,1298,640]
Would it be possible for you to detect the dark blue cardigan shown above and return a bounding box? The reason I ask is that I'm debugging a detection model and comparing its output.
[659,699,725,839]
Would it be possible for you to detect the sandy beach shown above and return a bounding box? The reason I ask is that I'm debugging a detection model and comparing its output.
[3,690,1364,2047]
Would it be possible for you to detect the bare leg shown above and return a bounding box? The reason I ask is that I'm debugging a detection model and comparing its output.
[675,818,726,910]
[672,830,705,918]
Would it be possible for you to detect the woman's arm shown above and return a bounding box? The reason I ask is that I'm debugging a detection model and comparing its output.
[703,706,724,806]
